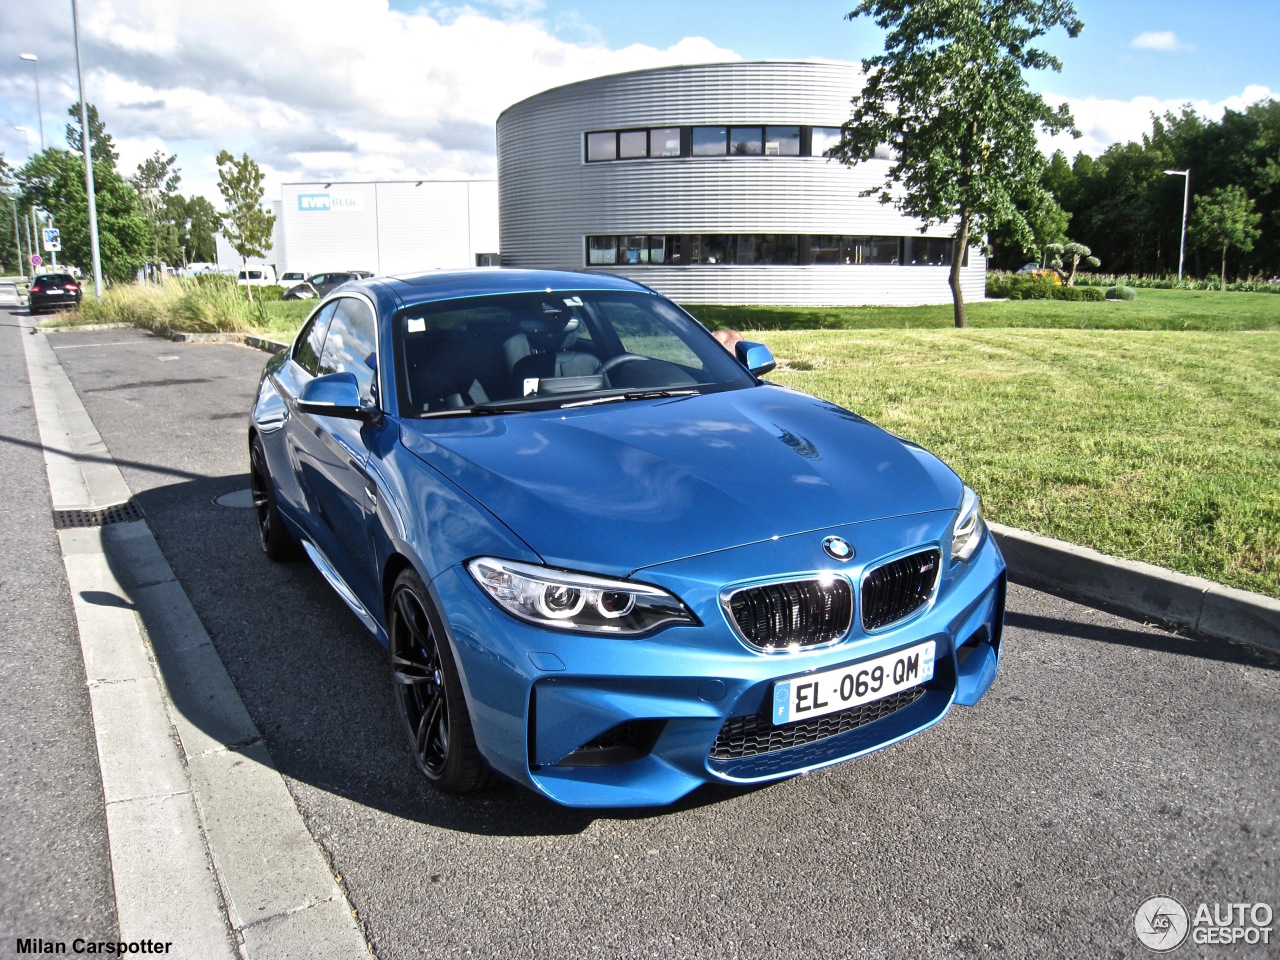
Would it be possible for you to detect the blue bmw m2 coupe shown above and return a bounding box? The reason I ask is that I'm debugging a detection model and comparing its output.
[249,269,1006,808]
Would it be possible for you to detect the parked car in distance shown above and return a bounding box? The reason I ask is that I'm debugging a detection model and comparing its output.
[237,266,278,287]
[249,268,1007,808]
[279,271,308,285]
[281,270,373,300]
[28,273,83,314]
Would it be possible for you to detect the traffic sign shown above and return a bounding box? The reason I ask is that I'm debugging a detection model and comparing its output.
[31,254,42,267]
[42,228,61,252]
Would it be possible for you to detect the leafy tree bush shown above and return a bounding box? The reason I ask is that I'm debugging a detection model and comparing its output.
[1106,285,1137,300]
[1188,185,1262,290]
[986,274,1104,300]
[832,0,1083,327]
[215,150,275,303]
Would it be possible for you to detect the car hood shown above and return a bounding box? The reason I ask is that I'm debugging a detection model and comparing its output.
[398,385,963,574]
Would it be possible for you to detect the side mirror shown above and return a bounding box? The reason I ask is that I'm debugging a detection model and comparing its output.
[296,372,380,423]
[735,340,776,377]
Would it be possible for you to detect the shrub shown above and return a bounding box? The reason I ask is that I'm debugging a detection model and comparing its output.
[1074,273,1280,294]
[72,276,275,334]
[1055,285,1105,301]
[1106,285,1137,301]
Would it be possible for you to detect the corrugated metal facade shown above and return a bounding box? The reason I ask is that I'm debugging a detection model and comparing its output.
[497,61,985,305]
[279,180,498,277]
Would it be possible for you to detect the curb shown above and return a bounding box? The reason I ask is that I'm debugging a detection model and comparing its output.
[990,522,1280,656]
[39,323,290,355]
[40,321,136,333]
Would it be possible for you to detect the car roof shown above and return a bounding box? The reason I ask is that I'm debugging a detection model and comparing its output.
[358,268,651,309]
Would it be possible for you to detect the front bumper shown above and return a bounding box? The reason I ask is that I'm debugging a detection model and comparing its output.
[430,512,1006,808]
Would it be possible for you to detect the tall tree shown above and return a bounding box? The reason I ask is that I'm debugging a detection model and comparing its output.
[131,150,183,273]
[181,195,219,265]
[17,147,149,283]
[0,153,20,276]
[215,150,275,302]
[1188,185,1262,289]
[65,102,119,166]
[832,0,1083,326]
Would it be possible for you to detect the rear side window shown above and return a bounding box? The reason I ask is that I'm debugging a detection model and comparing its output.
[318,297,378,403]
[294,301,338,375]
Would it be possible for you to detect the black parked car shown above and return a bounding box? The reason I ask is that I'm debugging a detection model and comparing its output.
[28,273,83,314]
[281,271,373,301]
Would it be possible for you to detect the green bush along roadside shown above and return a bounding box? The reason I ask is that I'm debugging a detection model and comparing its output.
[58,275,308,337]
[985,274,1106,301]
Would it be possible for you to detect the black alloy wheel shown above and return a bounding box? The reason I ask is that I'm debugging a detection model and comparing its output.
[389,569,490,792]
[249,437,300,561]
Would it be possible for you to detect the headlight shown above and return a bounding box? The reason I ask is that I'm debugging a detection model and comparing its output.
[951,485,985,562]
[467,558,697,636]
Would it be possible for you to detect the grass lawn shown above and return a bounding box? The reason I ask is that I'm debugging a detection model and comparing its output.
[48,280,1279,597]
[753,328,1279,599]
[689,287,1280,332]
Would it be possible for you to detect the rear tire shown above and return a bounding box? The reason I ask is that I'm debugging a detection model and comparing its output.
[249,436,300,561]
[389,568,492,793]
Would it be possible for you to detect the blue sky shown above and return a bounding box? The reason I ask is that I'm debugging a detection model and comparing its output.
[2,0,1275,203]
[480,0,1278,103]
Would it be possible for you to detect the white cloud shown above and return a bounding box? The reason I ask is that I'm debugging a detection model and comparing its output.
[1130,31,1192,52]
[1,0,739,204]
[1038,85,1277,159]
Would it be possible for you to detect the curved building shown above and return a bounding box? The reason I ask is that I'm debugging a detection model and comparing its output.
[497,60,985,306]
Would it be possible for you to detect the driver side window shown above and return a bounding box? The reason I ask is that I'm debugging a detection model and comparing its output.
[294,301,338,375]
[318,297,379,404]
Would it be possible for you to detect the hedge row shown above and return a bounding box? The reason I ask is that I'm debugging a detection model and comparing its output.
[986,274,1106,301]
[1072,273,1280,294]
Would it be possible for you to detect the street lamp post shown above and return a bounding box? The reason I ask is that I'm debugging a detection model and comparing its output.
[71,0,104,296]
[11,196,26,280]
[1164,168,1190,281]
[18,54,45,152]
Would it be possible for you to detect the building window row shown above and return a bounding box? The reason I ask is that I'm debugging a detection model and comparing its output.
[586,125,868,162]
[586,234,962,267]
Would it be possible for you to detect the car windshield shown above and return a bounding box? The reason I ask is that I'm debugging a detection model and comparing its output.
[393,289,756,417]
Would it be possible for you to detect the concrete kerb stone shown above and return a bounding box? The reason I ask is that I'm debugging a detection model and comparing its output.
[989,522,1280,656]
[39,320,291,356]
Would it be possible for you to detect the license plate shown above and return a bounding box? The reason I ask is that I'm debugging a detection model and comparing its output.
[772,640,935,725]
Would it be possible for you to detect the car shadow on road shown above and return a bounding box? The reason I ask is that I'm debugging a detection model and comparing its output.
[1004,609,1279,670]
[103,471,766,838]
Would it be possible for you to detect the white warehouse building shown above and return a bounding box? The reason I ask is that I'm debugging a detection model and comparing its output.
[217,180,499,278]
[497,60,985,305]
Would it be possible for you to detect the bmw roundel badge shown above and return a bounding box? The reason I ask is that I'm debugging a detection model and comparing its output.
[822,536,854,562]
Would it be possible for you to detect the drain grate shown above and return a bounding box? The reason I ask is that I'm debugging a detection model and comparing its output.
[53,501,146,529]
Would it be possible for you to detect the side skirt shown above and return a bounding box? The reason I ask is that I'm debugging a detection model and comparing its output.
[300,539,380,637]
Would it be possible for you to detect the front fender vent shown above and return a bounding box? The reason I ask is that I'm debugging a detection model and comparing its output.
[726,578,853,651]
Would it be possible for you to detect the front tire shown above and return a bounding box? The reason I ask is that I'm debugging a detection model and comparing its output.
[389,569,491,793]
[249,436,300,561]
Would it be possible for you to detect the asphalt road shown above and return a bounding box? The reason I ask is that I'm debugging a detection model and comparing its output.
[14,317,1280,958]
[0,312,118,943]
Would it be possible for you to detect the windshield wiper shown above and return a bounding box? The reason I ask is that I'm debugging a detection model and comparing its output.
[418,401,541,418]
[562,388,700,408]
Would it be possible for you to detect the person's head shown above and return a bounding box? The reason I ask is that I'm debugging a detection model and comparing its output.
[713,328,744,352]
